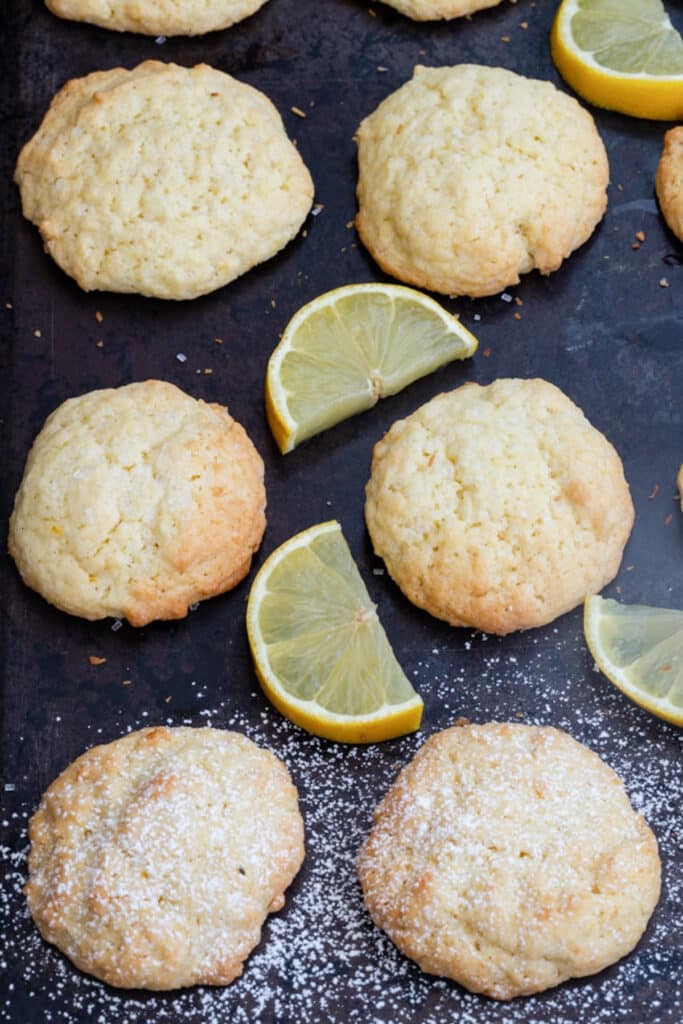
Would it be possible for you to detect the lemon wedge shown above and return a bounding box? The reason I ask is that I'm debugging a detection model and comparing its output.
[584,595,683,725]
[551,0,683,120]
[265,283,477,454]
[246,520,423,743]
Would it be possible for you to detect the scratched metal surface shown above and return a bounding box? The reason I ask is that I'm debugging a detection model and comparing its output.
[1,1,682,1022]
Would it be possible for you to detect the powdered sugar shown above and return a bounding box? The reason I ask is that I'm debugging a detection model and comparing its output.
[2,634,681,1023]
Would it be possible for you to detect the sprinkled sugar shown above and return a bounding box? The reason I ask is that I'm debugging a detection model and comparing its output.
[1,634,681,1023]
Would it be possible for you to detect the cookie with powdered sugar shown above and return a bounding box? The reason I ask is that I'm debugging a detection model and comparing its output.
[358,722,661,1000]
[26,727,305,990]
[15,61,313,300]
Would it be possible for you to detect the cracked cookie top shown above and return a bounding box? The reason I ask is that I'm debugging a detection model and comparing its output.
[15,61,314,300]
[375,0,504,20]
[26,726,305,989]
[358,722,661,1000]
[364,378,633,634]
[355,64,609,297]
[9,380,266,625]
[45,0,270,35]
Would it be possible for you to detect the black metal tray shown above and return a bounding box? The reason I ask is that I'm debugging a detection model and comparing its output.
[1,1,682,1022]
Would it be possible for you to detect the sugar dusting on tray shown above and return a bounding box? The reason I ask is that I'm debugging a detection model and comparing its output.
[1,640,682,1024]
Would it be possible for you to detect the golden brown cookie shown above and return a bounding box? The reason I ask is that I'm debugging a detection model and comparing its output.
[46,0,269,35]
[358,722,661,1000]
[377,0,504,19]
[355,65,609,297]
[26,726,305,989]
[656,127,683,241]
[9,380,266,625]
[15,62,314,300]
[365,378,634,634]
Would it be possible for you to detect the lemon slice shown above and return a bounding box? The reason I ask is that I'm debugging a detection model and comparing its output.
[266,283,477,454]
[584,595,683,725]
[246,520,423,743]
[551,0,683,120]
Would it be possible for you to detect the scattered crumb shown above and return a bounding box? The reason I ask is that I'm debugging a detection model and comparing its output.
[312,204,325,217]
[659,277,670,288]
[176,353,187,363]
[88,656,106,666]
[33,329,41,338]
[635,231,646,242]
[664,513,673,525]
[649,484,660,500]
[513,312,522,321]
[96,340,104,348]
[214,337,224,345]
[483,348,492,358]
[291,106,307,118]
[95,311,103,323]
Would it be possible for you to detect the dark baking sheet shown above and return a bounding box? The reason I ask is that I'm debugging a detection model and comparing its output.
[1,1,682,1021]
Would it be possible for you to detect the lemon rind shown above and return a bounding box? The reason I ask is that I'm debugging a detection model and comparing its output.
[551,2,683,120]
[246,520,424,743]
[265,283,478,455]
[583,596,683,726]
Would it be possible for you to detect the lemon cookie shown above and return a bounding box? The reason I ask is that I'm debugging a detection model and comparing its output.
[377,0,504,20]
[358,722,661,1000]
[26,726,304,990]
[355,65,608,297]
[365,378,633,634]
[46,0,269,35]
[9,380,266,625]
[656,127,683,241]
[15,62,314,300]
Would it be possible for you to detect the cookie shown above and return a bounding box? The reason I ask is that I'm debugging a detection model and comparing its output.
[365,378,633,634]
[46,0,269,35]
[358,722,661,1000]
[26,726,305,990]
[9,380,266,625]
[355,65,608,297]
[377,0,503,19]
[655,127,683,242]
[15,62,314,300]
